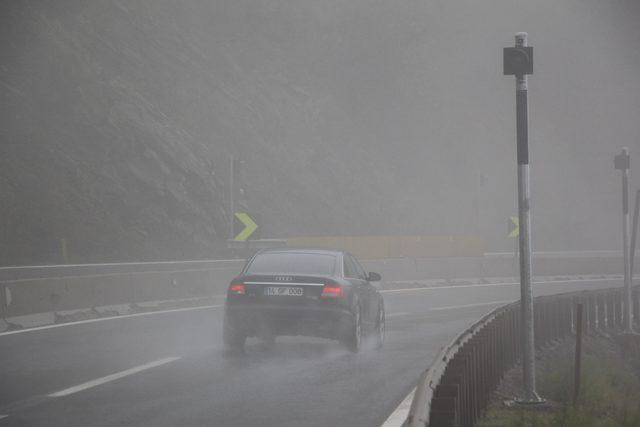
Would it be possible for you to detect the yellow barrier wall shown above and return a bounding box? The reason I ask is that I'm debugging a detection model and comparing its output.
[286,236,485,259]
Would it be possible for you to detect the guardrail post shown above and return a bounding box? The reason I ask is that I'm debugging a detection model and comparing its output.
[556,298,563,338]
[540,300,549,344]
[549,299,556,341]
[0,284,6,322]
[533,302,540,348]
[489,323,498,393]
[550,299,556,340]
[596,294,604,330]
[570,298,576,334]
[558,298,569,338]
[579,296,591,330]
[541,300,548,343]
[474,331,486,413]
[467,343,479,425]
[604,293,612,330]
[482,329,493,410]
[497,314,506,382]
[508,306,517,349]
[562,298,573,337]
[609,293,615,330]
[430,384,459,427]
[558,298,567,338]
[515,306,522,358]
[616,290,624,328]
[447,358,469,427]
[634,287,639,328]
[588,295,596,331]
[573,303,584,405]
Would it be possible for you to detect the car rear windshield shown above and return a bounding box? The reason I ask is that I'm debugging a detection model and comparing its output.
[245,253,337,275]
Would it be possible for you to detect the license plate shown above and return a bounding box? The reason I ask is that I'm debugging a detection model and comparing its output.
[264,286,304,297]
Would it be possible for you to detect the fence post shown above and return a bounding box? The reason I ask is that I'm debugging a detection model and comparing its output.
[634,287,639,328]
[430,384,459,427]
[573,303,584,405]
[0,284,6,322]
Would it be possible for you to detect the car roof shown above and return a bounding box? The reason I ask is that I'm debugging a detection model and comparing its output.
[254,248,344,257]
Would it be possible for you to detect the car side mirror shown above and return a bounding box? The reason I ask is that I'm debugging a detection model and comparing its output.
[367,272,381,282]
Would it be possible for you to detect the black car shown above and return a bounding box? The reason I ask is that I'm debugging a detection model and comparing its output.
[223,248,385,353]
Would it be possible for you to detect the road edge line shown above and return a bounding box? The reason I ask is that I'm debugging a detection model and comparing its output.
[0,305,222,337]
[381,387,415,427]
[48,357,181,398]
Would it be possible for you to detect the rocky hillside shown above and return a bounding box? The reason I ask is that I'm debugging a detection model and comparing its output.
[1,1,639,265]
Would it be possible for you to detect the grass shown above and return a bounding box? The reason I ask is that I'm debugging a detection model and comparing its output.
[480,337,640,427]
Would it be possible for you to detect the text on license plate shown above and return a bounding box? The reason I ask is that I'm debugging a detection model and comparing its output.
[264,286,304,296]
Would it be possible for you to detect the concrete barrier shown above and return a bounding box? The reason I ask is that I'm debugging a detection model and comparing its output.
[0,260,244,319]
[287,236,485,259]
[361,252,629,282]
[0,252,634,321]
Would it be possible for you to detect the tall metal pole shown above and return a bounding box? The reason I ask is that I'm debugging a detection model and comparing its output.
[229,155,235,241]
[631,189,640,280]
[513,32,541,402]
[617,148,633,332]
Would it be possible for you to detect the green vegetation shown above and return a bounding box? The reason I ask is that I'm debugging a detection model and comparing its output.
[481,338,640,427]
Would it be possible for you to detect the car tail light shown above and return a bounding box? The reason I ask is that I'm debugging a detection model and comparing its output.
[229,282,246,295]
[321,284,344,298]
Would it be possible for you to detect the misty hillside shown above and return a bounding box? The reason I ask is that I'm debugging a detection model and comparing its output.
[1,0,639,265]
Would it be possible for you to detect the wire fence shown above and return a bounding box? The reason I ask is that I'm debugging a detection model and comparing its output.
[405,285,640,427]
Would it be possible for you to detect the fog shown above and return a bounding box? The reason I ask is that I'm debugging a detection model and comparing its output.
[1,0,639,264]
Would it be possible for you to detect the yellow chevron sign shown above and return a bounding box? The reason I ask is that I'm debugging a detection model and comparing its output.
[508,216,519,238]
[234,212,258,241]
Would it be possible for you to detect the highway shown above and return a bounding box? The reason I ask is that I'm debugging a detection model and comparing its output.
[0,276,627,427]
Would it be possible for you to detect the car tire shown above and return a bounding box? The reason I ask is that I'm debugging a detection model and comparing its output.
[345,305,362,353]
[223,316,246,353]
[375,302,385,350]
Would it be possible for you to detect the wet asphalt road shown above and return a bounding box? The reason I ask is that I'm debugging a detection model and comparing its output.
[0,277,623,426]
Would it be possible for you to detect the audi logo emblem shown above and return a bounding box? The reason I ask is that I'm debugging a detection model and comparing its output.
[274,276,293,282]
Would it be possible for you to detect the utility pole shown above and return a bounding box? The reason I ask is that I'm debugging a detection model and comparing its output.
[631,189,640,280]
[229,156,236,241]
[504,32,543,403]
[614,148,633,333]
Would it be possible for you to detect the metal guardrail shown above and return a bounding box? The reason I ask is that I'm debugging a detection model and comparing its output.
[0,260,245,321]
[0,252,635,326]
[404,285,640,427]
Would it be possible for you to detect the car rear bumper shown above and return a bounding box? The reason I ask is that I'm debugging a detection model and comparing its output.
[224,304,354,340]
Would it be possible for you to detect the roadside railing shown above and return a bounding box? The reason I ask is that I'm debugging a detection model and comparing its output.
[0,260,245,321]
[0,252,635,327]
[404,285,640,427]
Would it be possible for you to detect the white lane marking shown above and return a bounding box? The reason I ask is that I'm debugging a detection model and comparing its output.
[48,357,181,398]
[0,415,8,420]
[381,277,626,294]
[382,388,415,427]
[386,312,410,318]
[0,305,223,337]
[427,300,514,312]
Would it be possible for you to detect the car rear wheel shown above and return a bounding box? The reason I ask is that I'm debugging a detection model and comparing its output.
[345,306,362,353]
[223,317,246,353]
[375,302,385,350]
